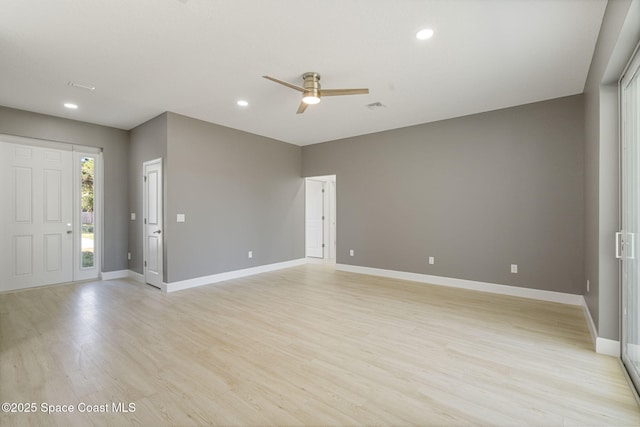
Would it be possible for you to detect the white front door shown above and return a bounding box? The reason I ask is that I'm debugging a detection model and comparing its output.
[305,179,325,258]
[0,141,73,291]
[143,159,163,288]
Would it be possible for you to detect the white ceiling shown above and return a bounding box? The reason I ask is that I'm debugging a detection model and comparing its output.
[0,0,607,146]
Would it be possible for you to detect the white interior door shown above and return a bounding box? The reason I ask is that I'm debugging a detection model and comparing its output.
[0,141,73,291]
[329,179,337,260]
[144,158,163,288]
[306,179,325,258]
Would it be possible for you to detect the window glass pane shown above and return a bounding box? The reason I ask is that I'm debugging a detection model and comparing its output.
[81,156,94,268]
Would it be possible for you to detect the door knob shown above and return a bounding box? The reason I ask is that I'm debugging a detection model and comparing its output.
[153,230,162,234]
[67,230,72,234]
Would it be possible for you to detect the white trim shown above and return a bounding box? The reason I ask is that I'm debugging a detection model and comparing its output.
[580,298,620,357]
[164,258,307,293]
[581,297,599,349]
[128,270,144,283]
[336,264,584,305]
[597,338,621,357]
[305,256,336,265]
[100,270,129,280]
[0,133,72,151]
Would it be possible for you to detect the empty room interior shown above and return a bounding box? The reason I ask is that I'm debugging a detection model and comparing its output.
[2,0,640,425]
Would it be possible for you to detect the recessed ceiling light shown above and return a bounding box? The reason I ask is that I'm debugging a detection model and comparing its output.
[237,100,249,107]
[64,103,78,109]
[416,28,434,40]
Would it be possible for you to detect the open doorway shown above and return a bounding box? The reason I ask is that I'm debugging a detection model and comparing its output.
[305,175,336,261]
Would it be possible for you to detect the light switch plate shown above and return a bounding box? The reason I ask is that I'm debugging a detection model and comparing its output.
[177,214,186,223]
[130,213,136,220]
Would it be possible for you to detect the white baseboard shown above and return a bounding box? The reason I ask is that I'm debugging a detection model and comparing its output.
[305,256,336,264]
[581,298,599,348]
[100,270,129,280]
[581,298,621,356]
[164,258,307,293]
[128,270,144,283]
[597,338,621,357]
[336,264,584,305]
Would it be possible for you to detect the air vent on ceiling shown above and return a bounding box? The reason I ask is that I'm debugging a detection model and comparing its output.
[68,81,96,91]
[367,102,386,110]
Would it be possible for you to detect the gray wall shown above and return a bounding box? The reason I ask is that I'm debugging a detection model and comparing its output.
[128,113,168,277]
[303,95,585,294]
[0,106,129,272]
[164,113,304,283]
[583,0,638,340]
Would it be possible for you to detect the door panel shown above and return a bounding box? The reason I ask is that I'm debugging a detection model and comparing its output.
[44,169,62,222]
[1,142,73,291]
[14,167,32,222]
[147,170,159,226]
[13,235,33,276]
[306,179,324,258]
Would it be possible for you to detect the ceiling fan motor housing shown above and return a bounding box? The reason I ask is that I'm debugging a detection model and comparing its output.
[303,72,321,99]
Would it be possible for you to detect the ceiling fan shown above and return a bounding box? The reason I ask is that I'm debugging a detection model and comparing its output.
[262,72,369,114]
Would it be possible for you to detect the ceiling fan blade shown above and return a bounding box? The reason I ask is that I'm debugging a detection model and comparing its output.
[263,76,305,92]
[296,101,308,114]
[320,88,369,97]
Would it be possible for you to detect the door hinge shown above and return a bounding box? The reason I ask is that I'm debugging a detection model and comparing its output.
[322,188,325,193]
[322,244,325,248]
[144,176,147,182]
[144,218,147,224]
[322,216,325,220]
[144,260,147,267]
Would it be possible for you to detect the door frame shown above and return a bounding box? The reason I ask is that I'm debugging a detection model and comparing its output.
[143,158,164,288]
[0,133,103,289]
[305,175,337,261]
[619,43,640,395]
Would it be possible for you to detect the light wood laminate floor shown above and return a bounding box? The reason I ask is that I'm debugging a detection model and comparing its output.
[1,263,638,426]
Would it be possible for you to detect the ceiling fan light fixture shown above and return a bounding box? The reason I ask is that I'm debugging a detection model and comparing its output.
[262,72,368,114]
[302,95,320,105]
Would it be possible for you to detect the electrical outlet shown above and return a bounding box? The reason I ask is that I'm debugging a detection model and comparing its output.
[349,249,354,257]
[511,264,518,274]
[248,251,253,259]
[587,279,590,293]
[428,256,435,265]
